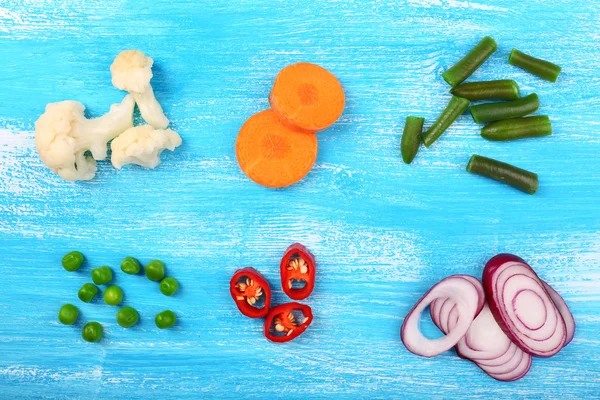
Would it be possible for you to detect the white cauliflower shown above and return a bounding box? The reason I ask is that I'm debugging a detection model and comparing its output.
[111,125,182,169]
[110,50,170,129]
[35,95,135,181]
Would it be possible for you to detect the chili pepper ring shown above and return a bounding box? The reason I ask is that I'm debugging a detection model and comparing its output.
[280,243,316,301]
[229,267,272,318]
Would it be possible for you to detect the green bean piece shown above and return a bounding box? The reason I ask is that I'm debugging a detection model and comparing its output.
[91,266,113,285]
[78,283,99,303]
[58,304,79,325]
[82,322,103,342]
[145,260,165,282]
[466,154,538,195]
[121,257,141,275]
[62,251,84,272]
[401,116,425,164]
[509,49,562,83]
[450,80,520,101]
[470,93,539,124]
[116,307,139,328]
[155,310,176,329]
[481,116,552,141]
[104,286,124,306]
[160,277,179,296]
[442,36,497,87]
[422,96,470,148]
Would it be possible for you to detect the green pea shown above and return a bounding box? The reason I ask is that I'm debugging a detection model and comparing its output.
[62,251,84,272]
[155,310,176,329]
[78,283,99,303]
[104,286,123,306]
[92,266,113,285]
[82,322,103,342]
[116,307,139,328]
[145,260,165,282]
[160,277,179,296]
[121,257,141,275]
[58,304,79,325]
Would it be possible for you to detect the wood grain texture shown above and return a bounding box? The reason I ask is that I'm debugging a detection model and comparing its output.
[1,0,600,398]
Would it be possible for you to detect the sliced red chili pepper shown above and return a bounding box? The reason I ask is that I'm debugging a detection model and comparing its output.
[264,302,313,343]
[229,267,271,318]
[280,243,316,300]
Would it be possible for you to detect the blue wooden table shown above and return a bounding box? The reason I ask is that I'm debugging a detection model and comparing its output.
[1,1,599,398]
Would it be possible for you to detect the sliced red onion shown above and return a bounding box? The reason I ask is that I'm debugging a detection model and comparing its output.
[401,276,480,358]
[542,281,575,346]
[483,254,566,357]
[443,303,532,381]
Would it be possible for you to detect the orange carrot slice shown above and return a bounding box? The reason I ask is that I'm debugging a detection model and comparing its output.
[236,109,318,188]
[269,62,345,132]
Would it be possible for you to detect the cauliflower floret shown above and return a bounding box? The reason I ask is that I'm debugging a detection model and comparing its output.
[110,50,169,129]
[111,125,182,169]
[34,95,135,181]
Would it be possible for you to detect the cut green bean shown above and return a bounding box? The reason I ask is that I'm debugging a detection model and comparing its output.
[442,36,497,87]
[401,116,425,164]
[509,49,562,83]
[450,80,520,101]
[466,154,538,194]
[422,96,470,148]
[470,93,539,124]
[481,116,552,141]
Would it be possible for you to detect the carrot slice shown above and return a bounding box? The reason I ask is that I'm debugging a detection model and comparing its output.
[269,62,345,132]
[236,109,318,188]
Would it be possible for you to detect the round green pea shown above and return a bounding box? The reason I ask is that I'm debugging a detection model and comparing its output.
[145,260,165,282]
[78,283,99,303]
[92,266,113,285]
[103,286,123,306]
[82,322,103,342]
[58,304,79,325]
[62,251,84,272]
[116,307,139,328]
[159,277,179,296]
[155,310,176,329]
[121,257,141,275]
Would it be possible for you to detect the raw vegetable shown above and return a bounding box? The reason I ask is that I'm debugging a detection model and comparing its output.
[145,260,165,281]
[269,62,345,132]
[401,116,425,164]
[236,109,318,188]
[542,281,575,346]
[62,251,84,272]
[466,155,538,195]
[422,96,470,148]
[155,310,176,329]
[442,36,498,87]
[110,50,169,129]
[91,266,113,285]
[482,254,567,357]
[111,125,182,169]
[58,304,79,325]
[116,307,139,328]
[103,286,124,306]
[401,275,482,358]
[469,93,539,124]
[280,243,316,301]
[509,49,562,83]
[229,267,272,318]
[450,80,520,101]
[121,257,141,275]
[264,302,313,343]
[82,322,103,342]
[35,95,135,181]
[160,277,179,296]
[481,116,552,141]
[78,283,99,303]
